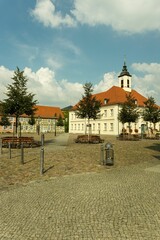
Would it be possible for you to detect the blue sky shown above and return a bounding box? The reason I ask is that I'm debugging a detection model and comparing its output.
[0,0,160,107]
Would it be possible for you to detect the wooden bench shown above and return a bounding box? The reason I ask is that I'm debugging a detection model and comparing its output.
[1,136,40,148]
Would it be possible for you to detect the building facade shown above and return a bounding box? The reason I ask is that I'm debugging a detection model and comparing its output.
[0,105,64,135]
[69,62,160,136]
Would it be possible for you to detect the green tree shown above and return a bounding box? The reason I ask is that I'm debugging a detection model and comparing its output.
[76,82,101,135]
[143,96,160,129]
[28,114,36,126]
[0,102,11,127]
[118,92,139,132]
[0,115,11,127]
[63,111,69,132]
[56,114,64,126]
[2,67,38,133]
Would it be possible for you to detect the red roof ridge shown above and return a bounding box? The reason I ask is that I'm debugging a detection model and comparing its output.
[72,85,157,110]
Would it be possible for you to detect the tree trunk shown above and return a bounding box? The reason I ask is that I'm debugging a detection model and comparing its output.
[128,122,131,139]
[15,116,18,135]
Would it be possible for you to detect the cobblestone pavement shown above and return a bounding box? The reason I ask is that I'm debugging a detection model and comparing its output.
[0,161,160,239]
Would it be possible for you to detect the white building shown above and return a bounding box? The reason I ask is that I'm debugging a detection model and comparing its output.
[69,62,160,136]
[0,105,64,134]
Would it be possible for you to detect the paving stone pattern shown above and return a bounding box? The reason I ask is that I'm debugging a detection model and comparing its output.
[0,163,160,239]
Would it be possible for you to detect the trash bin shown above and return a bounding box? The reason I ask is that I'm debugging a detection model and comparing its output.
[105,142,114,166]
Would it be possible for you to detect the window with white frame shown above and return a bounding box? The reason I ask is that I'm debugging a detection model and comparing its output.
[98,123,100,130]
[92,123,95,131]
[104,110,107,117]
[104,123,107,131]
[75,124,76,130]
[78,124,80,130]
[71,114,74,120]
[82,124,84,131]
[71,124,73,130]
[110,109,114,117]
[110,123,114,131]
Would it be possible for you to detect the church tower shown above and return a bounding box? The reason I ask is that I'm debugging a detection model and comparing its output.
[118,61,132,92]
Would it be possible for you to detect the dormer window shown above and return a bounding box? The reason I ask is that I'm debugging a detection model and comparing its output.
[104,98,109,104]
[134,99,138,105]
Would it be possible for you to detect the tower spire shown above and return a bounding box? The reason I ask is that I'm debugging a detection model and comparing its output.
[118,60,132,92]
[118,58,131,78]
[124,54,126,66]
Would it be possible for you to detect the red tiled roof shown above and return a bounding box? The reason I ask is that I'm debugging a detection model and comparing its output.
[94,86,148,107]
[72,86,150,110]
[34,105,64,119]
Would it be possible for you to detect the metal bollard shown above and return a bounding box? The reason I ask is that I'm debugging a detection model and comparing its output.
[21,143,24,164]
[40,147,44,175]
[105,142,114,166]
[8,142,11,159]
[41,133,44,147]
[100,144,104,165]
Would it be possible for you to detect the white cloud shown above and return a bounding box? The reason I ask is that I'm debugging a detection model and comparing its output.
[30,0,160,33]
[30,0,76,28]
[132,62,160,74]
[56,38,81,56]
[132,63,160,104]
[46,57,63,70]
[94,63,160,105]
[72,0,160,33]
[94,72,118,93]
[14,42,39,64]
[0,64,160,108]
[0,66,13,99]
[0,66,83,108]
[25,67,84,107]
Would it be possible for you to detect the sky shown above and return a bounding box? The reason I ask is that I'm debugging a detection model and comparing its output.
[0,0,160,108]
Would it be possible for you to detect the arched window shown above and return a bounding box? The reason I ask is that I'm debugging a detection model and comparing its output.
[121,79,124,88]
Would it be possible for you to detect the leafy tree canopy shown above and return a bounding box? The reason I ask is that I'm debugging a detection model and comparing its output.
[143,96,160,128]
[118,92,139,127]
[0,115,11,127]
[76,82,102,121]
[56,114,64,126]
[28,114,36,126]
[2,67,38,132]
